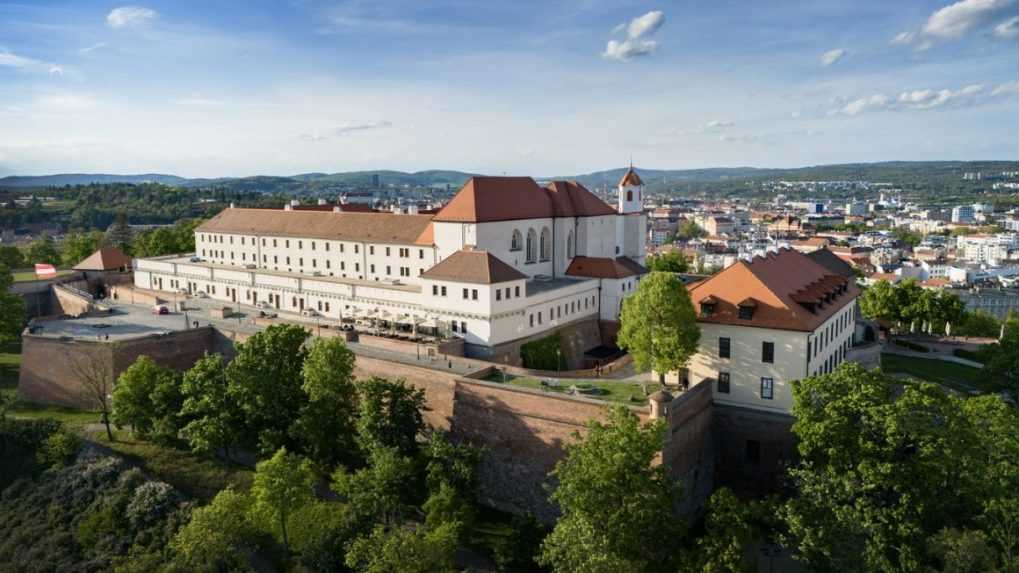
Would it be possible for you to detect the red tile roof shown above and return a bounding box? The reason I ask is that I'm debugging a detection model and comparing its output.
[688,248,859,332]
[432,176,616,223]
[73,247,132,271]
[197,208,435,246]
[565,256,646,279]
[420,249,526,284]
[618,167,643,187]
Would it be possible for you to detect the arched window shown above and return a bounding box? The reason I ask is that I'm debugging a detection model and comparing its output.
[510,229,522,251]
[526,228,537,263]
[626,190,633,202]
[540,227,551,261]
[566,230,575,259]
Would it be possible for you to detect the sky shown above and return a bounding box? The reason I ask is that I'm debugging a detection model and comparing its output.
[0,0,1017,177]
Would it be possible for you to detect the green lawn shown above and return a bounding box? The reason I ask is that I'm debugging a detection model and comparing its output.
[484,371,652,404]
[88,428,254,500]
[11,268,74,282]
[881,353,989,393]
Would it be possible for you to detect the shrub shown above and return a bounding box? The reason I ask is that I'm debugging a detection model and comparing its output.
[37,429,82,469]
[125,481,179,529]
[520,334,565,371]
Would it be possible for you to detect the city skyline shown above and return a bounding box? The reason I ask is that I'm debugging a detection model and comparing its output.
[1,0,1018,177]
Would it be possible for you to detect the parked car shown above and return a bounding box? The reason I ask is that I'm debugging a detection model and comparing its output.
[194,291,209,298]
[300,309,319,317]
[255,301,271,310]
[152,304,169,315]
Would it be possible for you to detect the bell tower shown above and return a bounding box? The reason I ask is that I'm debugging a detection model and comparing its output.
[617,163,643,214]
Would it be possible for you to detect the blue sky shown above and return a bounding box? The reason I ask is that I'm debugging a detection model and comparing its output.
[0,0,1017,177]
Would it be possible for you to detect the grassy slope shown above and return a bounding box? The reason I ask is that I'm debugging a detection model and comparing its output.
[881,353,988,392]
[11,269,73,282]
[484,371,650,404]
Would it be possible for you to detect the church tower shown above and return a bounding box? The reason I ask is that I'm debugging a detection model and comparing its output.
[617,164,643,214]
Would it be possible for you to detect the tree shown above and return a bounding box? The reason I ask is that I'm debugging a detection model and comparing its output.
[105,211,133,252]
[250,447,315,554]
[60,230,104,267]
[355,377,427,457]
[332,445,418,528]
[70,345,116,441]
[675,220,707,241]
[646,250,689,273]
[539,406,682,573]
[0,245,24,269]
[617,271,701,379]
[782,363,1019,572]
[345,522,459,573]
[226,324,309,455]
[179,354,243,460]
[290,337,359,470]
[984,319,1019,393]
[684,488,780,573]
[171,487,256,570]
[25,235,60,266]
[956,310,1001,338]
[111,356,183,445]
[36,427,82,468]
[0,264,26,343]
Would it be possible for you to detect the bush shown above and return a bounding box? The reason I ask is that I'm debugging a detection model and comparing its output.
[493,512,547,570]
[37,429,82,469]
[894,339,930,353]
[520,334,565,371]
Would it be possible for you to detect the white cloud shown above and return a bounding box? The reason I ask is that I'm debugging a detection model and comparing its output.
[992,81,1019,95]
[174,95,224,106]
[923,0,1012,39]
[830,82,1016,116]
[106,6,157,29]
[34,94,96,112]
[995,15,1019,37]
[0,50,65,77]
[820,49,846,67]
[603,11,665,61]
[78,42,108,55]
[627,11,665,39]
[890,31,916,45]
[705,120,735,129]
[301,120,393,141]
[603,39,658,60]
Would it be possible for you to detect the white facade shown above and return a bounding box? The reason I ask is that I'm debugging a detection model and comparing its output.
[135,175,648,354]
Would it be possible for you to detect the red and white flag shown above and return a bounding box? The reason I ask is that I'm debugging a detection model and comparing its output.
[34,263,57,278]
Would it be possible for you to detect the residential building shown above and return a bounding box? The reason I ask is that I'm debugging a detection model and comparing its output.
[677,248,860,415]
[951,205,975,224]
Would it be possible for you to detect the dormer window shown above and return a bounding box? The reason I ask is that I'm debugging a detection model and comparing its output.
[699,295,718,317]
[737,298,757,320]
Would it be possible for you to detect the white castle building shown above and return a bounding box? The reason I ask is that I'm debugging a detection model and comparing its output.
[134,169,648,364]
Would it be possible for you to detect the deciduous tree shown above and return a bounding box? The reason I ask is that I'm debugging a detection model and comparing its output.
[355,377,427,457]
[539,406,682,573]
[179,353,243,460]
[111,356,182,444]
[250,447,315,554]
[617,271,700,378]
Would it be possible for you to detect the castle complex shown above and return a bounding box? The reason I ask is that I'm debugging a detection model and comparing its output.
[134,170,648,365]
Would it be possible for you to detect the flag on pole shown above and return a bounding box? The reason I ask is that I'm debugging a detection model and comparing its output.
[34,263,57,278]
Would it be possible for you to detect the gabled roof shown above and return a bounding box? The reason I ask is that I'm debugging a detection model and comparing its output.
[805,248,856,278]
[565,256,647,279]
[420,249,526,284]
[618,167,643,187]
[197,208,435,246]
[73,247,132,271]
[544,181,618,218]
[432,176,616,223]
[688,248,859,332]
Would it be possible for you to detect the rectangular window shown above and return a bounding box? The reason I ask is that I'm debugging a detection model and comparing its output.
[461,321,467,333]
[719,337,731,359]
[496,290,501,301]
[760,377,774,400]
[463,288,469,299]
[515,286,520,297]
[762,341,774,364]
[441,286,447,296]
[369,246,374,255]
[419,249,424,259]
[298,240,303,249]
[746,440,761,464]
[311,241,315,250]
[530,314,534,327]
[471,289,478,300]
[718,372,731,394]
[432,285,438,296]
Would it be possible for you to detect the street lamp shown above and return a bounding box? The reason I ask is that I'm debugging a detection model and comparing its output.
[556,348,562,378]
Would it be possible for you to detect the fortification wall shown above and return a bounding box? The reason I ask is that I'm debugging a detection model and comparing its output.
[662,380,715,517]
[712,404,796,496]
[18,327,217,409]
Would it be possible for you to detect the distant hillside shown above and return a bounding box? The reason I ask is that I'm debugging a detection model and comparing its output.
[3,161,1018,192]
[0,173,192,188]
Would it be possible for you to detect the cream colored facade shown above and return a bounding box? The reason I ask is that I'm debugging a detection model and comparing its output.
[685,299,856,414]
